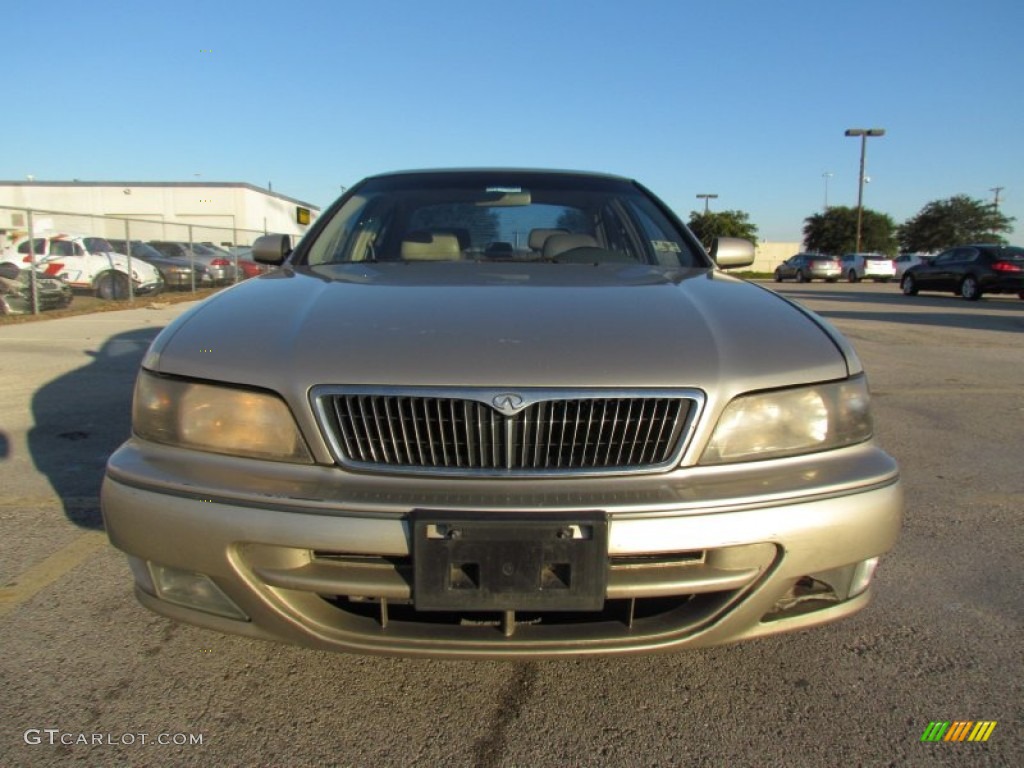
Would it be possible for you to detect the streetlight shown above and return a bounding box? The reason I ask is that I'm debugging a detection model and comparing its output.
[696,193,718,214]
[822,172,833,210]
[844,128,885,253]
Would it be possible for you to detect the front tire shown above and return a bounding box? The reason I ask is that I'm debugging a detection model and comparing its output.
[95,272,131,300]
[774,269,783,283]
[960,275,981,301]
[901,274,918,296]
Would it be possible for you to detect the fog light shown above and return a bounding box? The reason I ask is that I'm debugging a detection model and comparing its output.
[149,563,249,620]
[849,557,880,598]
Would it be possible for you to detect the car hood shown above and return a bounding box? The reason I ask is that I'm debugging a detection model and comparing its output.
[148,263,854,402]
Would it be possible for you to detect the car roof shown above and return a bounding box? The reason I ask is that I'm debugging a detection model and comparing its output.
[365,167,632,182]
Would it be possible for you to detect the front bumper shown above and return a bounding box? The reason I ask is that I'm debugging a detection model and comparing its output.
[103,440,902,658]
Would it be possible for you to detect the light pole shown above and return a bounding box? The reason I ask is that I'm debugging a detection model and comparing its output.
[822,172,833,210]
[844,128,884,253]
[696,193,718,214]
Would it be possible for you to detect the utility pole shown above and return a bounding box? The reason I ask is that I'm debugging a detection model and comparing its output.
[822,172,833,210]
[845,128,885,253]
[990,186,1004,209]
[696,193,718,214]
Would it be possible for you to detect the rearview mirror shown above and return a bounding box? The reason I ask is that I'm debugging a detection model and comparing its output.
[710,237,755,269]
[252,234,292,265]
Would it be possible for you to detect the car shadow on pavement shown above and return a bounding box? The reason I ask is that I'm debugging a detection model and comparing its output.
[29,328,161,529]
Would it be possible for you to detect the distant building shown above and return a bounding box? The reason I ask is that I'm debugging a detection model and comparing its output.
[753,241,803,273]
[0,181,320,249]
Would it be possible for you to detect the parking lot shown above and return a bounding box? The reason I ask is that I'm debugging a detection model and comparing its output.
[0,280,1021,767]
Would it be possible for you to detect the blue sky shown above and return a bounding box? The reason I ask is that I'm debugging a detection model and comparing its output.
[6,0,1022,242]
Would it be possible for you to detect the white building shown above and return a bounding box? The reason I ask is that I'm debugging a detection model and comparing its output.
[0,180,320,249]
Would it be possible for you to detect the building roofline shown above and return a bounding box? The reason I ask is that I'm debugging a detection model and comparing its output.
[0,180,319,209]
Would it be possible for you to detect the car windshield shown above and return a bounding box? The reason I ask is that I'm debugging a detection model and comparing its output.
[83,237,115,253]
[131,243,165,259]
[302,172,707,268]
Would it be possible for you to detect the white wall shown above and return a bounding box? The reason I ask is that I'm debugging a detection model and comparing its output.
[0,182,319,247]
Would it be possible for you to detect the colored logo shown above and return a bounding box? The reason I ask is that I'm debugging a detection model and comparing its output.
[921,721,997,742]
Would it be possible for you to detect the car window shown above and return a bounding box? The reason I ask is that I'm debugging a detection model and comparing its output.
[49,240,77,257]
[303,175,704,268]
[985,246,1024,261]
[18,239,46,255]
[932,251,954,265]
[84,237,114,253]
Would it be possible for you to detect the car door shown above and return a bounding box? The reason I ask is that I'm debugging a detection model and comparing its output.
[44,239,91,286]
[949,247,979,287]
[921,250,955,290]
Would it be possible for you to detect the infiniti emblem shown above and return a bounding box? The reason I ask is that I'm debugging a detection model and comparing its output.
[491,392,527,416]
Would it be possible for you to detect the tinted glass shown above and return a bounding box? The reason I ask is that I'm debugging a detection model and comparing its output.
[83,237,114,253]
[981,246,1024,261]
[302,173,706,268]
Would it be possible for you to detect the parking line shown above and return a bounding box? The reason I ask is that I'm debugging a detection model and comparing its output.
[0,531,107,618]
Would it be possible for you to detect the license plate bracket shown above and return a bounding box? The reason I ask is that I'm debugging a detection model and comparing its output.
[411,510,608,611]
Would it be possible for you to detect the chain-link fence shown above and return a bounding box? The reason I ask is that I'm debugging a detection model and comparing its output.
[0,205,279,315]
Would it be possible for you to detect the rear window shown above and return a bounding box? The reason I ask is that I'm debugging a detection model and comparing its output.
[986,246,1024,260]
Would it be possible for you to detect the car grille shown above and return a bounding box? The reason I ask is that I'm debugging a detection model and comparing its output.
[313,388,703,476]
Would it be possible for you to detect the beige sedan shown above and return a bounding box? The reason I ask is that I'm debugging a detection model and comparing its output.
[103,169,901,658]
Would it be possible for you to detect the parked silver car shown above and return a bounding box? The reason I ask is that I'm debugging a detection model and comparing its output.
[103,169,901,658]
[147,241,239,285]
[773,253,842,282]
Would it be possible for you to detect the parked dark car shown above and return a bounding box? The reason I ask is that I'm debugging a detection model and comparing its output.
[774,253,842,282]
[0,262,73,315]
[147,241,239,285]
[109,240,214,291]
[900,244,1024,301]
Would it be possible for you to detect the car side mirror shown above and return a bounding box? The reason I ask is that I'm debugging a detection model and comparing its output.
[252,234,292,265]
[710,237,755,269]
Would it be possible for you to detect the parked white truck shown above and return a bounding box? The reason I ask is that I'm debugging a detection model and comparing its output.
[3,232,164,298]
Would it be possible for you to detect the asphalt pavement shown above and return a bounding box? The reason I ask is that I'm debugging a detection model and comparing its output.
[0,283,1021,767]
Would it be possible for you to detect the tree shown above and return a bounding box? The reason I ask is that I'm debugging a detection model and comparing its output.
[802,206,897,255]
[687,210,759,249]
[898,195,1014,252]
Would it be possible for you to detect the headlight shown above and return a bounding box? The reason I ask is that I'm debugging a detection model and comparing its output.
[133,370,312,463]
[700,377,872,465]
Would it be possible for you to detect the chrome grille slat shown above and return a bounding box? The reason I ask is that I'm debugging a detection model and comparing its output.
[316,390,700,476]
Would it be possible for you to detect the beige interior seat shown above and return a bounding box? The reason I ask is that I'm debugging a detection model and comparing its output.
[542,233,599,260]
[400,232,462,261]
[528,228,569,254]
